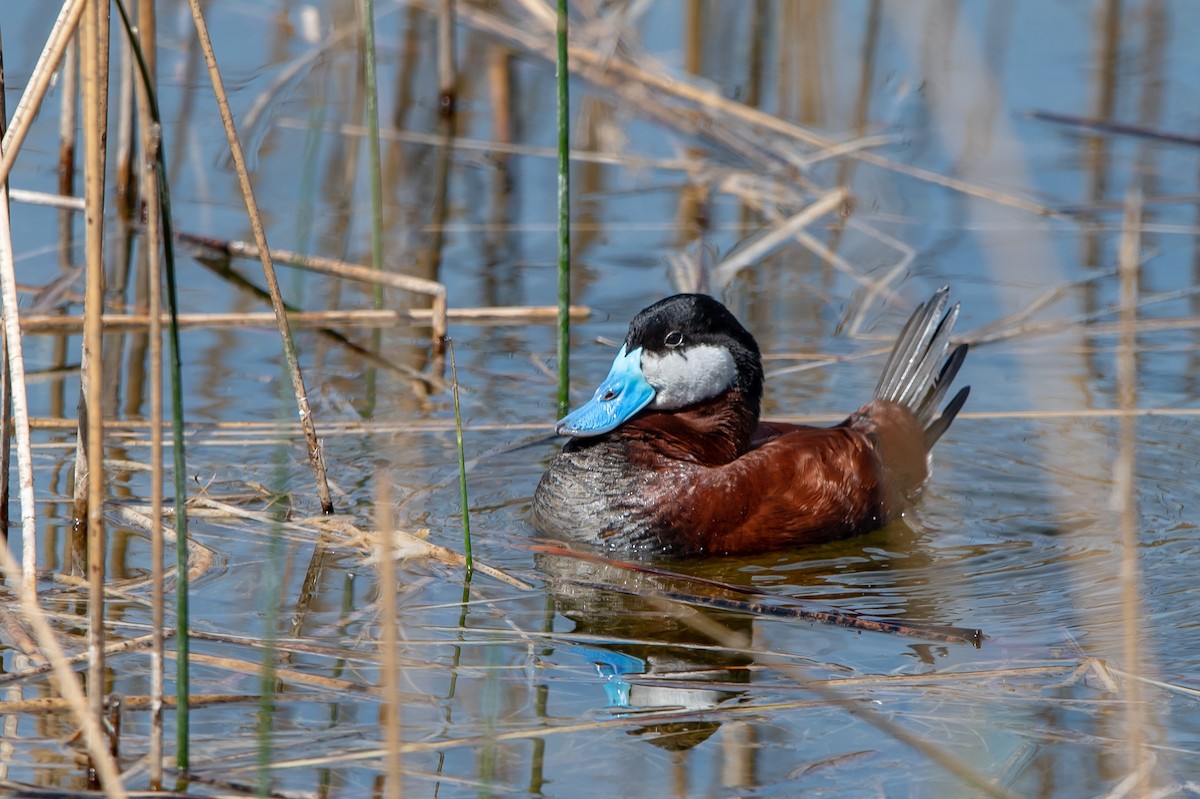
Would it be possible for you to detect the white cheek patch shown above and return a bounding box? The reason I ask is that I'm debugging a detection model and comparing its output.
[641,344,737,409]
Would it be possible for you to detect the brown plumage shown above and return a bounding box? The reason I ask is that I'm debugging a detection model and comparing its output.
[531,290,969,557]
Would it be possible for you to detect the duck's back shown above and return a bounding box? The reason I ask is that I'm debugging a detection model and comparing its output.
[531,397,929,557]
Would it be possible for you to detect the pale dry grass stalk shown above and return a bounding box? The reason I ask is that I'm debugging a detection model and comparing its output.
[0,538,128,798]
[725,183,907,306]
[277,116,698,173]
[0,692,250,714]
[13,305,583,333]
[437,0,456,111]
[0,108,38,594]
[1115,187,1149,793]
[111,505,216,586]
[7,188,85,210]
[308,515,531,590]
[113,17,136,216]
[453,1,1054,218]
[58,33,78,198]
[712,188,847,288]
[21,310,406,332]
[0,0,87,187]
[184,0,335,513]
[80,0,111,731]
[376,479,404,799]
[183,234,450,338]
[0,632,165,687]
[132,0,165,784]
[0,29,14,568]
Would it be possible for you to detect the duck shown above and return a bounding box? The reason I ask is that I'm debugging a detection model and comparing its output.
[531,288,970,557]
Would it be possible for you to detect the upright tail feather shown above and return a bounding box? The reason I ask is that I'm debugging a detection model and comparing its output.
[873,287,970,449]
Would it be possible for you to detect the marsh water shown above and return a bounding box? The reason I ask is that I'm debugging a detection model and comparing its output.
[5,1,1200,796]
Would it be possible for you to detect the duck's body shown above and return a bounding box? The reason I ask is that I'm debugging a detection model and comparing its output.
[532,290,969,557]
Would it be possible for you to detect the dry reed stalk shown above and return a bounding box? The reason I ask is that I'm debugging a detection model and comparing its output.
[712,188,847,288]
[407,305,589,323]
[1115,188,1149,793]
[169,651,378,696]
[183,627,392,664]
[111,505,216,585]
[452,2,1054,218]
[59,33,78,197]
[14,305,585,334]
[8,188,86,210]
[0,631,167,686]
[132,0,165,785]
[0,504,126,797]
[437,0,456,113]
[20,309,406,332]
[376,479,404,799]
[183,0,335,514]
[113,21,136,218]
[57,31,78,325]
[0,693,255,714]
[0,171,37,590]
[0,30,11,547]
[80,0,111,736]
[0,205,36,590]
[277,116,700,173]
[0,604,39,659]
[726,184,905,305]
[311,516,532,590]
[0,0,86,187]
[1109,666,1200,700]
[177,234,448,342]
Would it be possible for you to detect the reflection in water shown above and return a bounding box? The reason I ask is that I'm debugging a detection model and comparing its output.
[533,522,993,754]
[537,550,752,752]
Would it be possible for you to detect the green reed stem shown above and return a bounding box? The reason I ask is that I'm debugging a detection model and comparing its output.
[361,0,385,417]
[361,0,384,302]
[112,0,191,767]
[555,0,571,418]
[447,339,472,578]
[255,476,286,798]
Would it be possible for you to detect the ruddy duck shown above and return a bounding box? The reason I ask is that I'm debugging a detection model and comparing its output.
[532,289,969,557]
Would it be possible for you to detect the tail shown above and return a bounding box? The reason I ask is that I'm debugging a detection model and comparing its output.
[873,286,970,449]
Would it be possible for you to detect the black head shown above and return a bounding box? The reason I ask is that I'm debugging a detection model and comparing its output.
[554,294,764,437]
[625,294,764,413]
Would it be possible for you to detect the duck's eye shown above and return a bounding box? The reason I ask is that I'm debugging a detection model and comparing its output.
[665,330,684,348]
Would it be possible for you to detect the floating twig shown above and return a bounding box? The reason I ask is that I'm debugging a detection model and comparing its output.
[1027,108,1200,148]
[528,544,983,646]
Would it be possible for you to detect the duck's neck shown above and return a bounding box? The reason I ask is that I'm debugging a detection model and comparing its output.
[623,387,760,466]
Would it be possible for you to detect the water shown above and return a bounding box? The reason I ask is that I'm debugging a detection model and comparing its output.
[3,1,1200,796]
